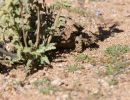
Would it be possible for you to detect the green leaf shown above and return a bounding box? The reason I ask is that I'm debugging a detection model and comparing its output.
[25,59,32,70]
[36,43,56,53]
[44,43,56,51]
[41,56,50,64]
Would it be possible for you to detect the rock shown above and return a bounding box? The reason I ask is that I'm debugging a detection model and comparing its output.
[29,78,38,84]
[84,64,93,70]
[51,78,63,86]
[98,79,109,88]
[62,94,69,100]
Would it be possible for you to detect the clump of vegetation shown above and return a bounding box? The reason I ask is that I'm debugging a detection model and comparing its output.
[105,44,130,57]
[105,44,130,76]
[0,0,101,72]
[0,0,67,71]
[33,78,57,94]
[0,0,96,72]
[66,64,83,73]
[106,64,121,75]
[33,78,50,87]
[39,85,57,94]
[74,53,88,62]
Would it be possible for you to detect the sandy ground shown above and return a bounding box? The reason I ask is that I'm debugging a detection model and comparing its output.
[0,0,130,100]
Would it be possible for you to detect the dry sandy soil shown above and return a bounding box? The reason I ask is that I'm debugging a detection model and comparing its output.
[0,0,130,100]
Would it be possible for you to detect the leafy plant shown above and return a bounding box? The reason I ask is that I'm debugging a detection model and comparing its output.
[0,0,65,71]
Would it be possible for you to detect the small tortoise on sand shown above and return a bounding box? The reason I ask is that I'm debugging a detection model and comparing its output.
[53,8,119,52]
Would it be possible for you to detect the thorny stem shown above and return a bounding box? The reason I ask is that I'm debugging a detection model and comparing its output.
[47,9,61,44]
[35,6,40,48]
[19,0,27,47]
[22,28,28,47]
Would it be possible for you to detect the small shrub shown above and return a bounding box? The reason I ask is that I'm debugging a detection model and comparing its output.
[105,44,130,76]
[105,44,130,57]
[0,0,66,71]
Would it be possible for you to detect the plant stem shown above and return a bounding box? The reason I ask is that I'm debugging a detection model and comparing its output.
[35,6,40,48]
[47,9,61,44]
[19,0,27,47]
[22,28,28,47]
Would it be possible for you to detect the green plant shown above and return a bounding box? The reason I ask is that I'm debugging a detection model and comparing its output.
[106,64,118,75]
[33,78,57,94]
[74,53,89,62]
[66,64,83,73]
[33,77,50,87]
[105,44,130,76]
[39,85,57,94]
[105,44,130,57]
[0,0,65,71]
[106,60,130,75]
